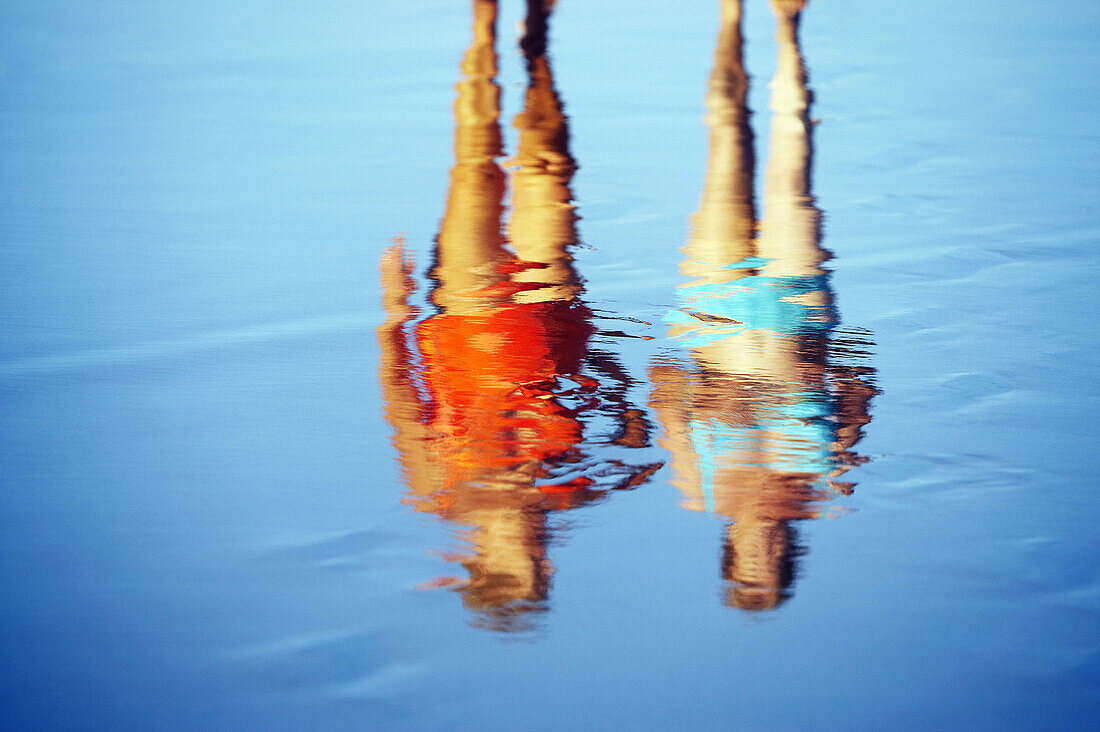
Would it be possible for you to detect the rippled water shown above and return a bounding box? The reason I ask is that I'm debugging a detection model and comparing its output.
[2,0,1098,728]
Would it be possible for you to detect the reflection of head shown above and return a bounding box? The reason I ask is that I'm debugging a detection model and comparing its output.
[459,565,550,633]
[464,596,547,634]
[460,564,550,612]
[448,505,552,632]
[459,566,550,633]
[721,521,801,611]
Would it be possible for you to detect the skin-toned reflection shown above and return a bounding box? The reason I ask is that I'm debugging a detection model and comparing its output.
[649,0,876,611]
[378,0,660,632]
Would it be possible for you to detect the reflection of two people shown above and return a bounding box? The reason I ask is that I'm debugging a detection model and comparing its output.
[649,0,875,611]
[378,0,659,631]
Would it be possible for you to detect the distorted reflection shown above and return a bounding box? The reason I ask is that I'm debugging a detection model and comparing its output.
[649,0,877,611]
[378,0,661,631]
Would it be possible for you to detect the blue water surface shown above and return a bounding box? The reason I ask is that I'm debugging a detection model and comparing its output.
[1,0,1098,729]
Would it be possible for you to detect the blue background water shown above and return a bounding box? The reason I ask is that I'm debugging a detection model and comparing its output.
[2,0,1098,728]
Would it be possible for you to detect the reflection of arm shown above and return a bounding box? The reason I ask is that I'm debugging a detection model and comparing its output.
[829,363,876,457]
[648,364,707,511]
[377,245,443,501]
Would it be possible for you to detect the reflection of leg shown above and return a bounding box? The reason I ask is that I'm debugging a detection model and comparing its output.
[687,0,756,279]
[757,0,822,277]
[508,12,582,304]
[457,0,502,133]
[433,0,510,310]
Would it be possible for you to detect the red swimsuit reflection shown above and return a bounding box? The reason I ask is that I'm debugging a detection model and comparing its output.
[378,0,658,632]
[649,0,876,611]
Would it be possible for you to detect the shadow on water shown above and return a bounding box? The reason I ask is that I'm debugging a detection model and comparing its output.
[648,0,877,611]
[376,0,661,633]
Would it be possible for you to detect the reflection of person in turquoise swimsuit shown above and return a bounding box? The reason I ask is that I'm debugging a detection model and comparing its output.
[649,0,875,611]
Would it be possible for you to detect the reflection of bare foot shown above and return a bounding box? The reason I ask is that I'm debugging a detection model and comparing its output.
[519,0,555,63]
[770,0,806,16]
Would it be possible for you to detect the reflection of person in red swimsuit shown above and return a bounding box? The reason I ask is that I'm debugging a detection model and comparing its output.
[378,0,659,631]
[649,0,876,611]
